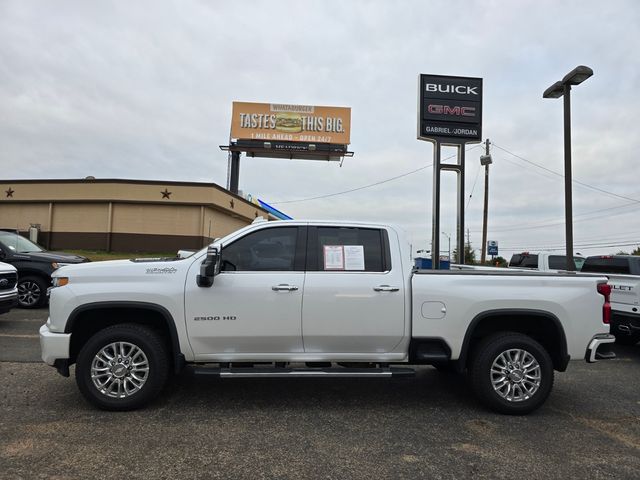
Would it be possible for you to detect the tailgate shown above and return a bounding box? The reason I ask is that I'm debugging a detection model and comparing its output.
[607,274,640,307]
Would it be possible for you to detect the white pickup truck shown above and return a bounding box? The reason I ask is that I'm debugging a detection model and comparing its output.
[508,252,586,271]
[40,219,615,415]
[581,255,640,345]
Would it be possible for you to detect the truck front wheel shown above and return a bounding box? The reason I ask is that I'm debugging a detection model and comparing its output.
[75,324,169,411]
[469,333,554,415]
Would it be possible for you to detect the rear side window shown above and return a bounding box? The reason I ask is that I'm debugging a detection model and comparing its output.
[510,254,538,268]
[548,255,584,270]
[308,227,390,272]
[548,256,566,270]
[582,257,631,274]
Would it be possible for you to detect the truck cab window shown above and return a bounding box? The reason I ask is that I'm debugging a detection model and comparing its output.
[312,227,389,272]
[221,227,298,272]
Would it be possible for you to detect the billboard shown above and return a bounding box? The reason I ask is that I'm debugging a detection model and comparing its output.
[418,74,482,143]
[231,102,351,145]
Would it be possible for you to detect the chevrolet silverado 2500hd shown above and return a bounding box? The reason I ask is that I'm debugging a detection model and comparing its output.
[582,255,640,345]
[40,219,615,414]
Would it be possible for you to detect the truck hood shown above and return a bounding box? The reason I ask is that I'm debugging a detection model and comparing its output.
[54,257,191,278]
[13,251,90,263]
[0,261,17,273]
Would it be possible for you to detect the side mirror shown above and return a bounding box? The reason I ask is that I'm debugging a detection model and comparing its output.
[196,246,220,288]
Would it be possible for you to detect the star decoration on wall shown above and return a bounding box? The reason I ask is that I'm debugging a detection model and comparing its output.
[5,188,14,198]
[229,199,234,209]
[161,189,172,199]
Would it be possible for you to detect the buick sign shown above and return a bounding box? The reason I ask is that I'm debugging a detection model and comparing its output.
[418,74,483,143]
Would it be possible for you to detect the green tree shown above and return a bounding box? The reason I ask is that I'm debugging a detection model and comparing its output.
[484,255,508,267]
[632,247,640,256]
[453,242,476,264]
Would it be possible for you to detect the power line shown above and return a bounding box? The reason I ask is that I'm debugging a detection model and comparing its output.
[271,145,482,204]
[501,241,640,252]
[466,162,482,209]
[472,202,639,234]
[492,143,640,204]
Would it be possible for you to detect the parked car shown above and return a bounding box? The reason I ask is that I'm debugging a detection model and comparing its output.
[0,231,89,308]
[508,252,586,271]
[0,261,18,314]
[581,255,640,345]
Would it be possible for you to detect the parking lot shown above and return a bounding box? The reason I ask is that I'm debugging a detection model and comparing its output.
[1,307,639,479]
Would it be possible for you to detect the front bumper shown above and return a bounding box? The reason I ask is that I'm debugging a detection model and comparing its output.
[585,333,616,363]
[0,290,18,314]
[39,323,71,366]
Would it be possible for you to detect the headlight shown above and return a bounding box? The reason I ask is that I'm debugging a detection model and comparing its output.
[52,262,72,269]
[52,277,69,288]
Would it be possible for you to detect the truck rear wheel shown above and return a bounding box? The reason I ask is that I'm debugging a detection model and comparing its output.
[469,332,554,415]
[75,324,169,411]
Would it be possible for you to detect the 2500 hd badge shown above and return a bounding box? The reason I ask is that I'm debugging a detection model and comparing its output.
[193,315,237,321]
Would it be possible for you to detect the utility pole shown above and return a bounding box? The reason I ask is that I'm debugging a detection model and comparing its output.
[480,139,492,265]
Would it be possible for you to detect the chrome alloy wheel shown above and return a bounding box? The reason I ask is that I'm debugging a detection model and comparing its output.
[90,342,149,398]
[17,281,41,307]
[490,348,541,402]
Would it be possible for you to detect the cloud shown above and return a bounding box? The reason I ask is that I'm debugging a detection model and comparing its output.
[1,0,639,258]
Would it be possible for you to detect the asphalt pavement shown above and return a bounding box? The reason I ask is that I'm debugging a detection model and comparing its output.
[1,308,639,479]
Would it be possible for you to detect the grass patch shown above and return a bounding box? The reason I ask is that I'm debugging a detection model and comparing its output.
[64,250,178,262]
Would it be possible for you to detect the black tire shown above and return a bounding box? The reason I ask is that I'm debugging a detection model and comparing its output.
[469,332,554,415]
[614,334,640,346]
[17,275,48,308]
[75,324,169,411]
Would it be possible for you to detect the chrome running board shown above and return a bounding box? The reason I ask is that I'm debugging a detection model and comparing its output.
[193,366,415,378]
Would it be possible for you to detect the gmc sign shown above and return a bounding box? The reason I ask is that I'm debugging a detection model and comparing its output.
[418,74,483,143]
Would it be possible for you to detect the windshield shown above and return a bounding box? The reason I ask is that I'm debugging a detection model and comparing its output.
[0,231,44,253]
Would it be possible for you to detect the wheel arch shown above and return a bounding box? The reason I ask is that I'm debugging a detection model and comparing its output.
[17,269,51,282]
[65,301,184,373]
[458,309,569,373]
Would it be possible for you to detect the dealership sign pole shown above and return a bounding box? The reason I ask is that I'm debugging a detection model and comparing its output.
[418,74,482,268]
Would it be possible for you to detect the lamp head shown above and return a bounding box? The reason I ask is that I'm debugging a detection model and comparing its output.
[562,65,593,85]
[543,81,565,99]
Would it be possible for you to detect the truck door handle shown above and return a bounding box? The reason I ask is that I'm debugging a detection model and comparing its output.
[272,284,299,292]
[374,285,400,292]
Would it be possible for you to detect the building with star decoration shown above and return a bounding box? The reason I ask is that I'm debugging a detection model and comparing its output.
[0,178,274,252]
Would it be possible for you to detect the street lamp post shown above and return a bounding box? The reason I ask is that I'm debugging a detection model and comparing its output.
[543,65,593,272]
[442,231,451,263]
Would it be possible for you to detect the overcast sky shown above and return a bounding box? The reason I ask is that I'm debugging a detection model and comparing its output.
[2,0,639,259]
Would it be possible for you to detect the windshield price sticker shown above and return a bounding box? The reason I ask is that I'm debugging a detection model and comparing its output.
[323,245,365,271]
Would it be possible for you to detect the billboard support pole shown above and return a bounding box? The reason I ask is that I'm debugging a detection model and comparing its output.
[229,151,240,195]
